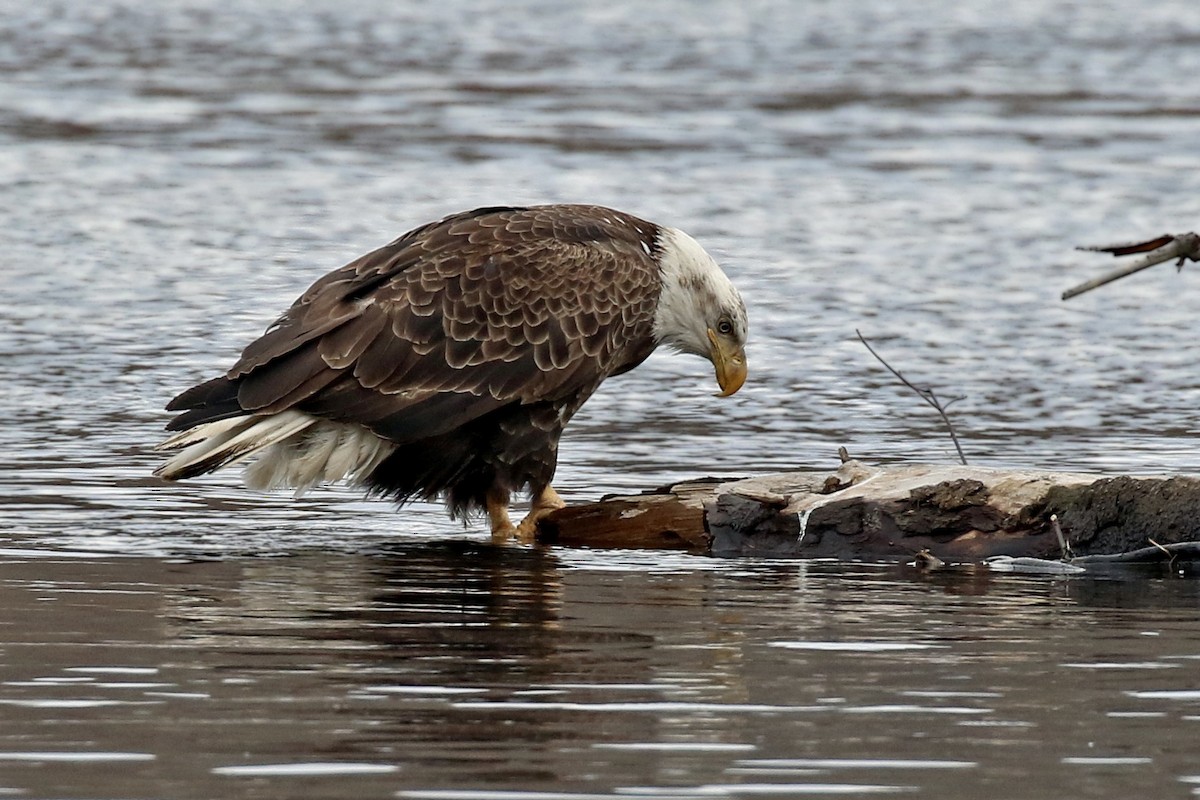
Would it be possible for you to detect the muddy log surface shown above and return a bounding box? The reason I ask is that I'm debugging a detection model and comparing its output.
[537,460,1200,563]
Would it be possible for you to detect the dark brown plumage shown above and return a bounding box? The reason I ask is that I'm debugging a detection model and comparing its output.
[157,204,748,539]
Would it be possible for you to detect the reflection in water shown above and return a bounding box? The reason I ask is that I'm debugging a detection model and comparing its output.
[3,544,1199,798]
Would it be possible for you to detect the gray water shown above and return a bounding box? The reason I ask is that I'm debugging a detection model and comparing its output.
[3,0,1200,797]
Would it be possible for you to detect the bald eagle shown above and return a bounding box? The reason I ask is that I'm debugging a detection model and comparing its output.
[155,204,748,540]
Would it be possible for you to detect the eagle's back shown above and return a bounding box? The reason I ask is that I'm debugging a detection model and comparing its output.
[157,204,667,505]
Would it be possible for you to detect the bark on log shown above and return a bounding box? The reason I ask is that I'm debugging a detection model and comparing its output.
[536,478,727,551]
[536,460,1200,563]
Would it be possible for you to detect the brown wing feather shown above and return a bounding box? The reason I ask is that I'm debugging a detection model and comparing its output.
[171,205,664,444]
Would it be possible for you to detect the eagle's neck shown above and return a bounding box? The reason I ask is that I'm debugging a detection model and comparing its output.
[651,226,739,358]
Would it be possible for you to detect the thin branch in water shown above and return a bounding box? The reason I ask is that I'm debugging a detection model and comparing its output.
[1148,538,1178,573]
[1062,231,1200,300]
[1051,514,1073,561]
[855,329,968,466]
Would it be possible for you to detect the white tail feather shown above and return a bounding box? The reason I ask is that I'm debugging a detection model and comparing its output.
[156,411,396,495]
[243,419,396,497]
[154,411,319,480]
[155,416,248,452]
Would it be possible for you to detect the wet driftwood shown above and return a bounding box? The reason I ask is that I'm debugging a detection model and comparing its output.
[537,459,1200,564]
[537,477,724,551]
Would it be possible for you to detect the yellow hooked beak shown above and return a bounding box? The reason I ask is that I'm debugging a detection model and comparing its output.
[707,328,748,397]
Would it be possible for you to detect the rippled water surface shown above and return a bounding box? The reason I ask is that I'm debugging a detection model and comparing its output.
[4,0,1200,797]
[3,547,1200,799]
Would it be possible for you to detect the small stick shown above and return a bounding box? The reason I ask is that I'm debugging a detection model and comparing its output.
[1062,232,1200,300]
[855,329,967,466]
[1148,538,1178,572]
[1050,514,1073,561]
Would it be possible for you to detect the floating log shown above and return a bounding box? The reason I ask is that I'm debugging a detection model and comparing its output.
[536,477,725,551]
[537,459,1200,565]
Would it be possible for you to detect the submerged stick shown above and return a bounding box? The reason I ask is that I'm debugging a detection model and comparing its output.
[1062,232,1200,300]
[1147,538,1178,572]
[855,329,967,466]
[1051,514,1073,560]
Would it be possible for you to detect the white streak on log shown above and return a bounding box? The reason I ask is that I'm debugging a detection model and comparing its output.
[985,556,1087,575]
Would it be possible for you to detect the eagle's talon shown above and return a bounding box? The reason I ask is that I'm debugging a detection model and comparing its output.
[514,486,565,543]
[490,522,518,543]
[514,518,539,543]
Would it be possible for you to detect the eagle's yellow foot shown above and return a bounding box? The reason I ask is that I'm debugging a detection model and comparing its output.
[487,489,518,543]
[490,520,517,543]
[515,486,566,543]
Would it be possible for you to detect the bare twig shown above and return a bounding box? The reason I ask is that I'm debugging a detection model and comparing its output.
[1148,538,1178,572]
[855,329,968,466]
[1062,231,1200,300]
[1050,514,1073,561]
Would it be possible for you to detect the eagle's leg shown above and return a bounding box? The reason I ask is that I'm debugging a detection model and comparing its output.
[515,485,566,542]
[486,487,517,543]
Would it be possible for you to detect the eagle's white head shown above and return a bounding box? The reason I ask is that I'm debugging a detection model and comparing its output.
[652,226,748,396]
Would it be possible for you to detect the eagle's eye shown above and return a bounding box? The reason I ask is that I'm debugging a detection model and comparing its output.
[716,318,734,336]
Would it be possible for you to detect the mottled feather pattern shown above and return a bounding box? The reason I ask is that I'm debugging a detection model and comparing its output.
[161,205,667,516]
[199,206,663,434]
